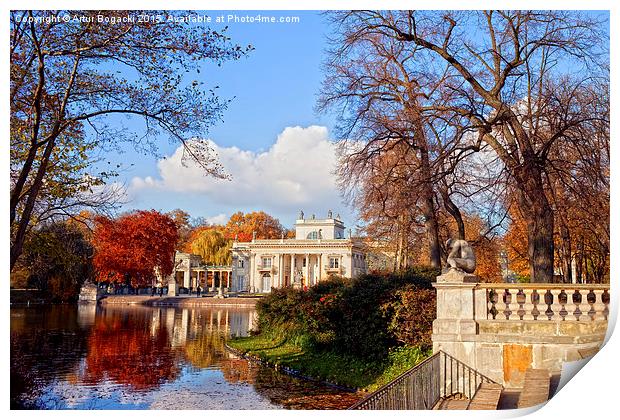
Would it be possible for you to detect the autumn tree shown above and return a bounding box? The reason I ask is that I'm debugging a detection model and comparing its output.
[10,10,252,270]
[167,209,193,250]
[188,226,232,266]
[224,211,285,242]
[92,210,177,287]
[21,221,94,301]
[346,143,423,271]
[319,24,449,269]
[329,11,607,282]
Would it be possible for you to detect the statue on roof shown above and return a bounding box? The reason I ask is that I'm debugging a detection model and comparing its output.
[327,209,333,219]
[299,210,304,220]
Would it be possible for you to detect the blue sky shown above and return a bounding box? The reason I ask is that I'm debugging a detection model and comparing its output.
[102,11,353,230]
[96,10,609,232]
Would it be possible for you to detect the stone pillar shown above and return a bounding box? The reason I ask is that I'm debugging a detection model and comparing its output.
[304,253,310,287]
[167,274,178,296]
[278,254,284,287]
[318,254,322,282]
[432,269,479,367]
[290,254,295,287]
[183,269,190,290]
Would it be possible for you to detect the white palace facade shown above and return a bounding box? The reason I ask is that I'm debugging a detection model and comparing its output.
[231,211,367,293]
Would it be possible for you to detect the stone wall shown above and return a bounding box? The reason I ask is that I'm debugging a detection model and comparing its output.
[77,282,105,303]
[432,271,609,388]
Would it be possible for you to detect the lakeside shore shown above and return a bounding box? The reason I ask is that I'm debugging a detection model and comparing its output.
[227,335,430,392]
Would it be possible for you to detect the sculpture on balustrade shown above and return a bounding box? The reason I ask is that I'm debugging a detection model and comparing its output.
[445,238,476,274]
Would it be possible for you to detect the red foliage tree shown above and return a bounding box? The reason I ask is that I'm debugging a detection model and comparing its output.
[93,210,178,287]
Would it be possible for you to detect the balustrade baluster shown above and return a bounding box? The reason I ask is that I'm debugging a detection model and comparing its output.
[592,289,606,321]
[522,289,537,321]
[495,289,510,320]
[487,288,498,319]
[564,290,578,321]
[507,288,521,320]
[549,289,563,321]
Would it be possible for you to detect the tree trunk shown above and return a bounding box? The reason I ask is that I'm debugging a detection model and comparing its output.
[514,166,555,283]
[559,222,572,284]
[575,239,584,283]
[10,134,58,271]
[421,192,441,269]
[419,147,441,269]
[395,226,404,271]
[440,185,465,240]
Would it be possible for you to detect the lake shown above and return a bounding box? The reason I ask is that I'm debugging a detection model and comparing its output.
[10,304,361,409]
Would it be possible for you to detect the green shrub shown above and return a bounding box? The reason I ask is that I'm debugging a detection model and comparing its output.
[383,285,436,349]
[254,266,440,360]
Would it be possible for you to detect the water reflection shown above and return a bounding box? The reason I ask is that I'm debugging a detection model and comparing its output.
[11,305,359,410]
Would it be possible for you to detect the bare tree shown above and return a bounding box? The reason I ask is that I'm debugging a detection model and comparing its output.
[329,10,607,282]
[10,10,252,270]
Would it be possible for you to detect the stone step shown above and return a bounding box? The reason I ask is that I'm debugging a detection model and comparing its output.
[517,368,551,408]
[468,383,503,410]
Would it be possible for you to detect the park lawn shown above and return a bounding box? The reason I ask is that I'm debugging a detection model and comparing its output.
[228,335,431,391]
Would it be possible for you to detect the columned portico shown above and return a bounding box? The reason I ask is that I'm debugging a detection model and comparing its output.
[230,211,367,294]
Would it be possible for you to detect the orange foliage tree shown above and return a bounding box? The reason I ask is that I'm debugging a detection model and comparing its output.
[92,210,177,287]
[503,205,530,279]
[224,211,285,242]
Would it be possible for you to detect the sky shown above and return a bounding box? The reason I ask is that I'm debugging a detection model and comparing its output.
[100,11,353,230]
[93,9,609,233]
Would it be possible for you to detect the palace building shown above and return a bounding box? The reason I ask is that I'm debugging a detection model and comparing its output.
[230,210,367,293]
[164,210,367,295]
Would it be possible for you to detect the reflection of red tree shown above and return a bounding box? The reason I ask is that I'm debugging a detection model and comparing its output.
[82,314,179,390]
[220,358,259,385]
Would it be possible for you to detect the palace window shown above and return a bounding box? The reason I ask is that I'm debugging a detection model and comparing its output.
[238,259,244,268]
[307,231,318,239]
[261,257,272,268]
[329,257,339,269]
[303,257,307,267]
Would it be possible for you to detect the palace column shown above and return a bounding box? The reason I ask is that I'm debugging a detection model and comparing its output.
[167,273,177,296]
[318,254,322,282]
[304,253,310,287]
[183,269,190,290]
[277,254,282,288]
[290,254,296,287]
[250,252,256,292]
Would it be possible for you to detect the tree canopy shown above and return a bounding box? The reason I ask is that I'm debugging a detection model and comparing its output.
[92,210,178,286]
[322,10,609,282]
[10,10,251,270]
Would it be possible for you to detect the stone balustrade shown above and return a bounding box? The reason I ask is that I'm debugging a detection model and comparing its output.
[479,284,610,322]
[432,271,610,388]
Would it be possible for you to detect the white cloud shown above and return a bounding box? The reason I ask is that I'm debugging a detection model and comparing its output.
[129,126,342,215]
[204,213,228,225]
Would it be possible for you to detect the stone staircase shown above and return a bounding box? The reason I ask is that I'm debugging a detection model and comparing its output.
[437,369,554,410]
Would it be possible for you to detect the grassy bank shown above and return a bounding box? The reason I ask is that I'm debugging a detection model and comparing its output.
[228,335,431,391]
[232,270,438,391]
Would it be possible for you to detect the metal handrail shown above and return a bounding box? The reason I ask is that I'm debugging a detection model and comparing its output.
[349,351,498,410]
